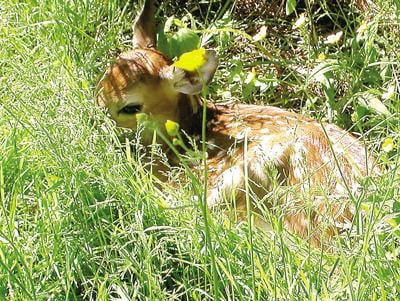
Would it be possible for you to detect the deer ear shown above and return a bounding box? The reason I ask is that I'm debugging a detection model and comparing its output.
[163,50,219,95]
[132,0,156,48]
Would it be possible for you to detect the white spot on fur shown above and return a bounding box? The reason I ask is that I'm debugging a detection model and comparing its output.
[285,116,300,122]
[257,136,287,161]
[321,153,331,165]
[207,165,244,207]
[250,135,288,181]
[276,120,289,126]
[260,128,270,134]
[291,143,307,180]
[226,121,242,129]
[236,127,251,139]
[286,127,296,136]
[335,183,347,194]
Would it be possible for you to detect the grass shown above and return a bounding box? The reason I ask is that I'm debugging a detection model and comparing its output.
[0,0,400,299]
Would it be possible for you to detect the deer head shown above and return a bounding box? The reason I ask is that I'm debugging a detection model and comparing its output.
[96,0,218,143]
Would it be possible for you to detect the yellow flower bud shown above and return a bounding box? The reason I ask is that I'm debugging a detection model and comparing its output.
[173,48,206,72]
[382,138,395,152]
[165,120,180,137]
[317,53,327,61]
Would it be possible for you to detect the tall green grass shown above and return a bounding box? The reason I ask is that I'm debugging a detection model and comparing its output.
[0,0,399,300]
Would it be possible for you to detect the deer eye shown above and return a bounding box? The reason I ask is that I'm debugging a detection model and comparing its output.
[119,104,142,115]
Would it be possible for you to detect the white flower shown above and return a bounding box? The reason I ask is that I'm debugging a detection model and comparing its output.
[293,13,307,29]
[324,31,343,45]
[382,85,396,100]
[253,26,267,42]
[244,67,256,84]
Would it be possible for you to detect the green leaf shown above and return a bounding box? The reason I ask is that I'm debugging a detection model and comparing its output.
[387,201,400,228]
[394,201,400,212]
[310,60,339,84]
[286,0,297,16]
[351,105,369,123]
[394,0,400,11]
[367,96,390,116]
[158,27,200,59]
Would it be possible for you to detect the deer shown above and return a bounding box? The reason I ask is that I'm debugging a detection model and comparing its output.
[95,0,379,247]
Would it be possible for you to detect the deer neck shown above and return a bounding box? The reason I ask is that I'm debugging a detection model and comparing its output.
[174,95,234,161]
[177,95,218,138]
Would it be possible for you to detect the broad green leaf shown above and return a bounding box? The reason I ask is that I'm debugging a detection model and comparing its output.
[310,61,339,83]
[286,0,297,16]
[367,96,390,116]
[387,201,400,228]
[158,27,200,59]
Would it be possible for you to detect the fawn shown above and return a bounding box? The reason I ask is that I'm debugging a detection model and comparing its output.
[96,0,379,246]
